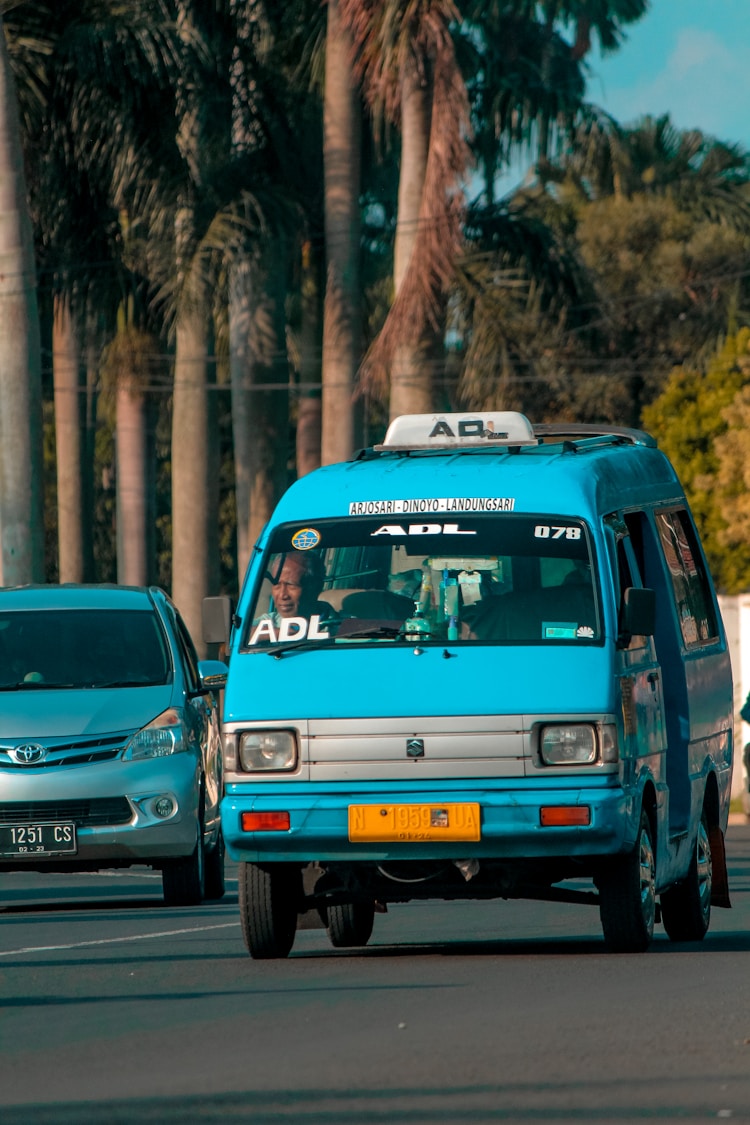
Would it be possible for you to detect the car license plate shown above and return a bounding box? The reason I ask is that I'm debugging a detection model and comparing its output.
[0,822,77,857]
[348,803,480,843]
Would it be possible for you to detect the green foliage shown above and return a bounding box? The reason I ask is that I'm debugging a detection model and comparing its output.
[641,328,750,592]
[578,194,750,392]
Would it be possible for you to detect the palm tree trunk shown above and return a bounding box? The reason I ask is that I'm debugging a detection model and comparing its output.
[116,379,150,586]
[0,17,45,583]
[321,0,362,464]
[229,246,290,575]
[390,60,433,420]
[171,311,216,649]
[296,240,322,478]
[171,1,219,648]
[53,295,86,582]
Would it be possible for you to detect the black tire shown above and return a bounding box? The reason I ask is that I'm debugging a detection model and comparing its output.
[238,862,301,959]
[203,831,226,901]
[326,901,375,948]
[599,809,656,953]
[162,831,205,907]
[660,811,712,942]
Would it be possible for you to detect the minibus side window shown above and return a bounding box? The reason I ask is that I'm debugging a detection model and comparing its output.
[654,509,718,647]
[615,533,648,651]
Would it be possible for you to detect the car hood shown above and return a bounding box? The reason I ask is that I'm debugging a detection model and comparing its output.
[223,644,614,722]
[0,684,175,739]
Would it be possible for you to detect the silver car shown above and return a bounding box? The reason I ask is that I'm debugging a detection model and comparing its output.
[0,584,228,906]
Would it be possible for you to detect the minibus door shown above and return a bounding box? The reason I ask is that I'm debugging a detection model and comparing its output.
[614,530,668,795]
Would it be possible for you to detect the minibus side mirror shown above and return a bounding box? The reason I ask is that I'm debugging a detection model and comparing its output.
[202,595,233,645]
[618,587,656,646]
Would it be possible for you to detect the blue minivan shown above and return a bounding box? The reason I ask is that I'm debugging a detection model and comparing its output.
[205,412,734,957]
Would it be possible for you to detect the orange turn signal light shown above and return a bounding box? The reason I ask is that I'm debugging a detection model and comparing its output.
[540,806,591,827]
[241,811,291,832]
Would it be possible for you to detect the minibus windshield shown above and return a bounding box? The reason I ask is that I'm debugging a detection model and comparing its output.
[243,514,601,648]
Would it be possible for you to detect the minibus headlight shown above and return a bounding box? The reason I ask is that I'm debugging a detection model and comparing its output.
[540,724,597,765]
[238,730,297,772]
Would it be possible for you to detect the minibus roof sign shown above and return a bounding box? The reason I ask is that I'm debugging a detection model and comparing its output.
[377,412,537,451]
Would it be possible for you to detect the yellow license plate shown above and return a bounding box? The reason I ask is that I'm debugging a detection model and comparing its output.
[348,803,481,843]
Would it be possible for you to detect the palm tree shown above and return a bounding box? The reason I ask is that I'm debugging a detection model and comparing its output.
[341,0,473,421]
[321,0,362,463]
[169,0,220,645]
[559,111,750,229]
[16,0,188,586]
[445,1,656,422]
[0,11,45,583]
[227,0,325,566]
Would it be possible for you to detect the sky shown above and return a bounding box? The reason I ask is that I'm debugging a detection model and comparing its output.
[589,0,750,149]
[500,0,750,192]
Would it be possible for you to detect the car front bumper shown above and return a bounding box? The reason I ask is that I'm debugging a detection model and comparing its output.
[0,754,201,868]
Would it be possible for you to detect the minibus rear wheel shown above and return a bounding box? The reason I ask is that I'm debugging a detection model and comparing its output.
[660,810,711,942]
[326,901,376,948]
[239,861,301,959]
[598,809,656,953]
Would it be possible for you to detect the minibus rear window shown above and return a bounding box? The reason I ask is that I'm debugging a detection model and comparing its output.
[244,515,600,647]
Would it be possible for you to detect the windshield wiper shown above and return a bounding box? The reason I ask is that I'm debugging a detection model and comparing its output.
[337,624,402,640]
[265,639,334,659]
[0,681,76,690]
[93,679,156,688]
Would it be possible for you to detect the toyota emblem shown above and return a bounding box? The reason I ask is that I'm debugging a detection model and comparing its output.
[12,744,46,765]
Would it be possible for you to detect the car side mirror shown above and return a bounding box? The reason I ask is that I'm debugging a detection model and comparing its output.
[197,659,229,691]
[202,596,233,645]
[619,587,656,645]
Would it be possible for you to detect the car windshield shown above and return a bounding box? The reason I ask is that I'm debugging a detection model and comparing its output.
[0,608,171,688]
[243,514,601,648]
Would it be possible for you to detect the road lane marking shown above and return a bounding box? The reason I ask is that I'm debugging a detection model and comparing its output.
[0,920,240,958]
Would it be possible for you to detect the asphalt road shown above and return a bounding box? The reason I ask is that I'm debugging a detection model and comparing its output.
[2,826,750,1124]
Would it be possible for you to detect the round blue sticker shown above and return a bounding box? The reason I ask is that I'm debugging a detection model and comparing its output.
[291,527,321,551]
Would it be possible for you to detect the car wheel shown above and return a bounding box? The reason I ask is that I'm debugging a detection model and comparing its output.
[660,810,712,942]
[326,901,375,948]
[203,830,226,901]
[238,861,301,959]
[598,809,656,953]
[162,830,205,907]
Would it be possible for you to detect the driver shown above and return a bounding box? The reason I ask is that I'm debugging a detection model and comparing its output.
[258,552,334,627]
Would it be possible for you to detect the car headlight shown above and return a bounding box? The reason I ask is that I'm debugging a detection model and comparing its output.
[539,723,598,765]
[238,730,297,772]
[123,708,187,760]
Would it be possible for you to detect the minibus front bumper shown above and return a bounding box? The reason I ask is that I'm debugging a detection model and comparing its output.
[222,779,636,864]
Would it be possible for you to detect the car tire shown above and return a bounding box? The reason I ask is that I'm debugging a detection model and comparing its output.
[660,810,712,942]
[238,861,301,959]
[203,830,226,901]
[326,901,375,948]
[598,808,656,953]
[162,830,205,907]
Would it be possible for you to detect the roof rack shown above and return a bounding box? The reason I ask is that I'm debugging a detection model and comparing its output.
[533,423,656,449]
[354,413,657,459]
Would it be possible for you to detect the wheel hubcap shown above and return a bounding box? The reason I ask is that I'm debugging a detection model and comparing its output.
[696,819,712,917]
[639,826,656,932]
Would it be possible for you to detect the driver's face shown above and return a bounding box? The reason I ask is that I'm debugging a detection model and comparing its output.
[272,558,307,617]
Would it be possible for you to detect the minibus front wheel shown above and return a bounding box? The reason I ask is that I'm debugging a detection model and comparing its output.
[238,861,302,959]
[598,809,656,953]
